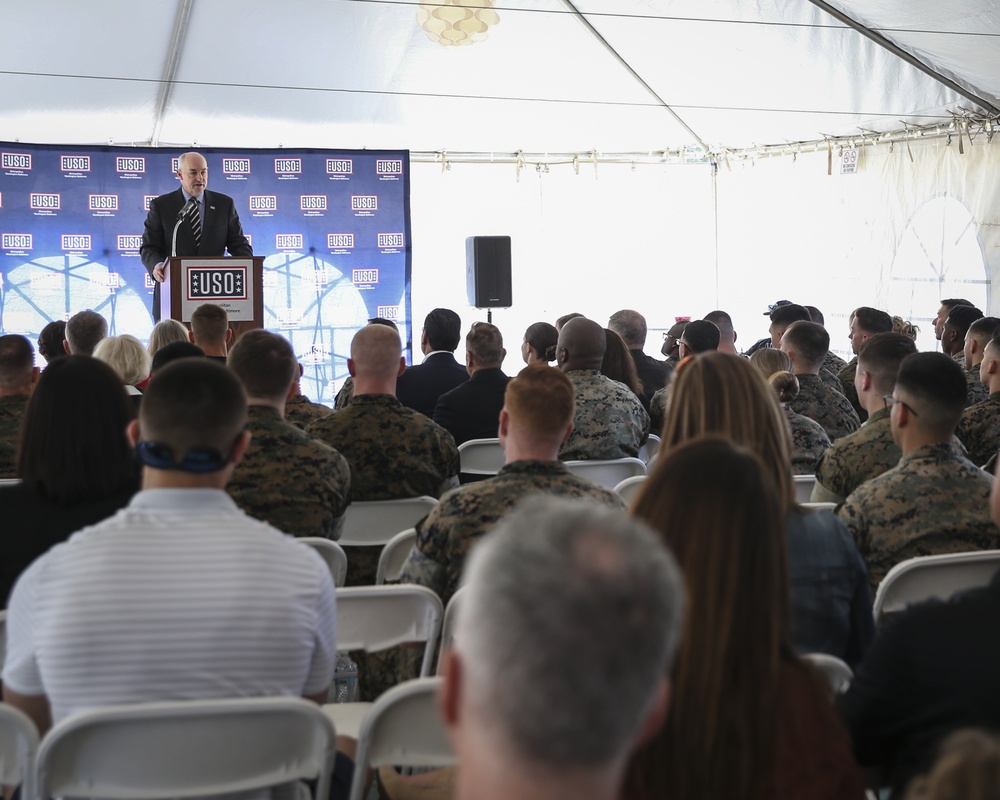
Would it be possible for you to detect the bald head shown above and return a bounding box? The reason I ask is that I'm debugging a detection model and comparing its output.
[557,317,607,372]
[349,324,404,393]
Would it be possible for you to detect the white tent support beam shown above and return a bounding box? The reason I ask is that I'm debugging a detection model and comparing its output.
[150,0,196,147]
[803,0,1000,116]
[557,0,708,151]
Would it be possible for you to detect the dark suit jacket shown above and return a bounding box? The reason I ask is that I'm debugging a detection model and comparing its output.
[630,349,673,411]
[396,351,470,418]
[140,188,253,320]
[433,368,510,446]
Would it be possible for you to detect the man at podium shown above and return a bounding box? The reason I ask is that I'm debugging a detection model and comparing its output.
[141,152,253,321]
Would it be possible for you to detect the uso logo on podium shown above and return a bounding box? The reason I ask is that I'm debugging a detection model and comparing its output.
[187,267,248,301]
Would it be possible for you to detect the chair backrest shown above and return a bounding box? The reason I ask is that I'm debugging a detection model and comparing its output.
[873,550,1000,623]
[436,587,467,676]
[336,585,444,677]
[0,478,20,487]
[457,438,504,476]
[793,474,817,504]
[563,458,646,490]
[637,434,660,464]
[35,696,336,800]
[0,704,39,797]
[299,537,348,587]
[348,677,454,800]
[0,609,7,671]
[802,653,853,694]
[376,528,417,585]
[800,501,837,512]
[338,497,438,547]
[613,475,647,505]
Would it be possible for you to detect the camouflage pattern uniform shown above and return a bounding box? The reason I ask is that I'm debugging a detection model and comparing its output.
[648,385,668,437]
[284,394,331,429]
[783,405,831,475]
[964,363,989,408]
[0,394,29,479]
[787,373,861,442]
[812,407,900,504]
[837,441,998,595]
[560,369,649,461]
[333,377,354,410]
[819,367,847,397]
[400,459,626,607]
[824,350,848,375]
[836,357,867,423]
[957,392,1000,468]
[226,405,351,539]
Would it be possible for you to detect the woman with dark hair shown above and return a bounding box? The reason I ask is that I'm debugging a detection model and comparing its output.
[600,328,644,399]
[37,320,67,364]
[0,356,138,606]
[521,321,558,364]
[626,438,864,800]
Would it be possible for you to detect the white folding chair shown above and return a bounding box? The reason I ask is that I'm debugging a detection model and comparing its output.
[613,475,647,505]
[376,528,417,585]
[637,434,660,464]
[299,537,349,587]
[873,550,1000,624]
[563,458,646,490]
[436,587,466,675]
[347,677,454,800]
[793,474,817,504]
[802,652,854,694]
[0,478,20,487]
[800,502,837,512]
[457,438,504,478]
[338,497,437,547]
[327,585,444,739]
[34,697,336,800]
[0,704,39,800]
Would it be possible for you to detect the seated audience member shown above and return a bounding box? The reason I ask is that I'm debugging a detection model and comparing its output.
[648,320,720,431]
[227,330,350,540]
[837,352,997,595]
[892,315,920,342]
[3,358,353,792]
[744,299,794,356]
[957,331,1000,468]
[750,348,831,475]
[520,321,559,365]
[556,317,649,460]
[150,340,205,373]
[904,730,1000,800]
[812,333,916,504]
[401,364,625,607]
[933,298,974,349]
[146,318,189,358]
[396,308,469,417]
[285,364,332,430]
[93,334,151,410]
[62,309,107,356]
[940,303,983,371]
[438,495,684,800]
[626,438,864,800]
[952,308,993,407]
[660,352,873,666]
[0,356,137,606]
[767,302,811,349]
[434,322,510,446]
[703,309,739,355]
[781,320,861,441]
[660,319,688,365]
[609,309,671,408]
[805,305,849,374]
[841,306,894,421]
[0,335,39,478]
[601,328,645,403]
[332,317,399,410]
[188,302,232,360]
[36,321,67,364]
[555,311,584,331]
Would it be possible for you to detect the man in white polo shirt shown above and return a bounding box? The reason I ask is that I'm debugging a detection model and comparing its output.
[3,359,348,790]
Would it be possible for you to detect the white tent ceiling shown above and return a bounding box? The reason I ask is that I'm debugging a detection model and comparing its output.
[0,0,997,153]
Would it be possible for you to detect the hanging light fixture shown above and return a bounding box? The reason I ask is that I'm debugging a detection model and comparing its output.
[417,0,500,47]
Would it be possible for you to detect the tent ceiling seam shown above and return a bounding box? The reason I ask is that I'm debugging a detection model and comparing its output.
[151,0,196,147]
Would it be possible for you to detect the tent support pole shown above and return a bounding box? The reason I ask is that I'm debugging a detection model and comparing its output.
[557,0,708,150]
[804,0,999,115]
[151,0,196,147]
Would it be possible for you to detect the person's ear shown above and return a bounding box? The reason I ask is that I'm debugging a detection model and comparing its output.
[63,339,71,355]
[229,430,252,466]
[988,358,999,376]
[225,328,233,344]
[561,421,575,443]
[397,357,407,377]
[285,381,298,402]
[859,370,872,392]
[188,330,196,344]
[634,678,671,747]
[126,419,141,447]
[30,366,40,385]
[346,358,357,378]
[498,408,510,440]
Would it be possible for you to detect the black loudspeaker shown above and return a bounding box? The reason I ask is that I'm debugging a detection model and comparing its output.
[466,236,512,308]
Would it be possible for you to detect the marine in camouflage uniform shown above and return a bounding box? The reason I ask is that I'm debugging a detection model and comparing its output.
[964,364,989,408]
[818,367,847,397]
[284,393,331,429]
[333,376,354,410]
[648,385,668,437]
[227,405,350,539]
[812,407,900,504]
[783,405,831,475]
[823,350,848,375]
[837,357,867,423]
[957,392,1000,468]
[0,394,29,478]
[787,373,861,442]
[837,441,997,595]
[559,369,649,461]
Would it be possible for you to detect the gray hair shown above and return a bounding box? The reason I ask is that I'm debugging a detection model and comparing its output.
[455,495,684,767]
[65,309,108,355]
[608,309,647,348]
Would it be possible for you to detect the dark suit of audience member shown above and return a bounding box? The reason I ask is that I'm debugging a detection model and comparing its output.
[396,308,469,418]
[609,309,672,411]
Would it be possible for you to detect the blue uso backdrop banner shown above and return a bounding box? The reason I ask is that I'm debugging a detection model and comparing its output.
[0,143,412,405]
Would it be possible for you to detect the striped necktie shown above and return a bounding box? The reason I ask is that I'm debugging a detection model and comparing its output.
[187,199,202,250]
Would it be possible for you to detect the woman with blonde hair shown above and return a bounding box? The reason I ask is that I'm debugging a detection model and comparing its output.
[750,348,831,474]
[94,334,152,410]
[147,318,190,357]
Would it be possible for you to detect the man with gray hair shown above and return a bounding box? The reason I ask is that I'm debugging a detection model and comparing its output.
[62,309,108,355]
[439,495,684,800]
[608,309,671,410]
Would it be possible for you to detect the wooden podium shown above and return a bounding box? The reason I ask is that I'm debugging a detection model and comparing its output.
[161,256,265,340]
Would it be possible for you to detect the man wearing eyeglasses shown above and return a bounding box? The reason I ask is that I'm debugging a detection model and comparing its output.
[837,352,998,596]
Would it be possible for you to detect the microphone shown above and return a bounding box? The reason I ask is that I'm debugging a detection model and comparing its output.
[170,198,197,258]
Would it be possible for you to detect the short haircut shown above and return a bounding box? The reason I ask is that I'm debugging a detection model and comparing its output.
[852,307,893,335]
[681,319,721,354]
[946,304,985,338]
[190,304,229,345]
[37,321,67,364]
[968,316,1000,345]
[228,330,298,402]
[555,312,584,330]
[781,320,829,369]
[93,335,152,386]
[457,495,684,767]
[368,317,399,331]
[768,304,810,327]
[558,317,606,364]
[423,308,462,352]
[803,306,824,326]
[0,335,35,389]
[857,332,917,395]
[140,359,247,462]
[350,323,402,378]
[702,310,734,337]
[524,322,559,362]
[608,309,647,348]
[466,322,504,367]
[941,298,974,312]
[148,319,190,357]
[151,341,205,372]
[64,309,108,355]
[503,363,574,439]
[895,352,966,434]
